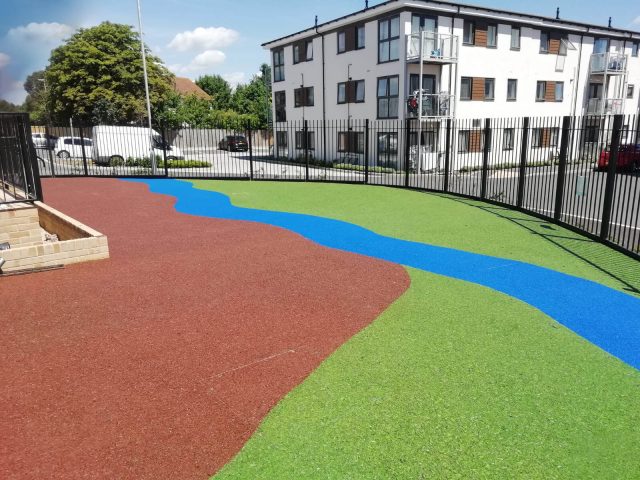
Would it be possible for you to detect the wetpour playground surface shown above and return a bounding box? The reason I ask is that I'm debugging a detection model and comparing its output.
[3,178,640,479]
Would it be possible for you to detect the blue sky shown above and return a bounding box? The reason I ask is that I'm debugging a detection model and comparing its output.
[1,0,639,103]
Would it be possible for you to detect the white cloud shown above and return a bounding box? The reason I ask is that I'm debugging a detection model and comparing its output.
[168,27,239,52]
[7,22,74,44]
[0,53,10,69]
[171,50,226,74]
[223,72,245,88]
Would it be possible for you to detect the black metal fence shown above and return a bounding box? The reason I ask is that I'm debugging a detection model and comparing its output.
[1,113,42,205]
[35,115,640,258]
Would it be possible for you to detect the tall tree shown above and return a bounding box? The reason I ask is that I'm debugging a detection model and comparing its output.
[195,75,232,111]
[0,99,22,113]
[23,70,47,122]
[231,73,271,128]
[45,22,174,124]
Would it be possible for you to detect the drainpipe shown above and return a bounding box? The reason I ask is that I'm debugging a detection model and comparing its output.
[571,34,584,118]
[315,18,327,162]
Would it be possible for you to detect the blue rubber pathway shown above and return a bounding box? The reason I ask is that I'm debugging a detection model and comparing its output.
[131,179,640,371]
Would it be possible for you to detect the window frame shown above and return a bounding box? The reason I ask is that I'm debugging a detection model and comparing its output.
[377,132,398,167]
[632,42,639,57]
[294,86,314,107]
[503,128,514,151]
[555,82,564,102]
[337,31,346,54]
[463,20,475,45]
[458,130,470,153]
[507,79,517,101]
[338,131,365,154]
[293,40,313,64]
[274,90,286,122]
[540,31,550,53]
[484,78,495,101]
[536,81,546,102]
[460,77,472,101]
[627,84,635,99]
[378,16,400,63]
[356,25,366,50]
[295,131,315,150]
[376,75,399,119]
[273,48,285,82]
[487,24,498,48]
[510,26,521,50]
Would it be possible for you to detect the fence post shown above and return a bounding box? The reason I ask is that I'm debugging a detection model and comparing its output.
[304,120,309,181]
[44,124,56,177]
[404,119,411,188]
[480,118,491,199]
[160,125,169,177]
[364,119,369,184]
[444,118,451,193]
[516,117,530,208]
[553,116,572,221]
[17,114,43,201]
[247,123,254,181]
[600,114,624,240]
[79,126,89,176]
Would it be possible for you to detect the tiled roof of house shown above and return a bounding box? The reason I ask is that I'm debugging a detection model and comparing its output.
[173,77,212,100]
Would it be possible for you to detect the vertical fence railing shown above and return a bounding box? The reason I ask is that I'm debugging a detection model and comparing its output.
[1,113,41,204]
[32,114,640,258]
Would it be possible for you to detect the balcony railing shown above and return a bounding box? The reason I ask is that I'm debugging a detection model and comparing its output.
[407,92,455,118]
[587,98,625,115]
[406,32,458,63]
[590,52,628,74]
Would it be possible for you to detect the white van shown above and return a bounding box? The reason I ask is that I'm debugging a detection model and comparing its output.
[92,126,184,165]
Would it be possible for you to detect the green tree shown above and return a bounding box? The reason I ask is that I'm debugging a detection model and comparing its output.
[0,99,22,113]
[195,74,231,110]
[231,72,271,128]
[44,22,174,124]
[23,70,47,122]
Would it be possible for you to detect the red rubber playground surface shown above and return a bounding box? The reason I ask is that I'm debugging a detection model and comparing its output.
[1,178,409,479]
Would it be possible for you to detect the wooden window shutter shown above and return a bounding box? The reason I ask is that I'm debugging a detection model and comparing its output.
[549,33,561,54]
[345,28,356,52]
[542,128,551,148]
[471,77,485,100]
[469,131,483,152]
[545,81,556,102]
[475,22,488,47]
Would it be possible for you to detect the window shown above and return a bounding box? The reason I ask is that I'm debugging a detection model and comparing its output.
[487,24,497,48]
[588,82,603,99]
[294,87,314,107]
[338,25,365,54]
[584,126,599,143]
[273,49,284,82]
[532,128,558,148]
[276,131,288,153]
[356,25,365,49]
[536,81,546,101]
[458,130,470,152]
[460,77,472,100]
[295,131,315,150]
[628,84,635,99]
[377,132,398,166]
[632,42,639,57]
[594,38,608,54]
[377,76,399,119]
[293,40,313,63]
[337,80,365,104]
[540,31,550,53]
[559,36,568,56]
[532,129,542,148]
[484,78,495,100]
[409,74,436,95]
[555,82,564,102]
[410,129,439,152]
[463,20,475,45]
[338,131,364,153]
[378,16,400,62]
[550,128,559,147]
[510,27,521,50]
[503,128,514,150]
[338,31,346,53]
[274,91,286,122]
[507,79,517,101]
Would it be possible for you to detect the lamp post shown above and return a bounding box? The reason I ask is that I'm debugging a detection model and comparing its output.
[136,0,157,174]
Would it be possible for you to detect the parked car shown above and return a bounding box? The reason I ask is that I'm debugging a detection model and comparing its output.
[597,144,640,172]
[54,137,93,159]
[219,135,248,152]
[92,126,184,165]
[32,132,58,149]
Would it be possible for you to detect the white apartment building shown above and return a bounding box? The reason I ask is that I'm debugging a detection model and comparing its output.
[263,0,640,167]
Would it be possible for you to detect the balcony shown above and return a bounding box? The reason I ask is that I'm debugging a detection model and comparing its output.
[406,92,455,118]
[406,32,458,64]
[589,53,628,75]
[587,98,625,115]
